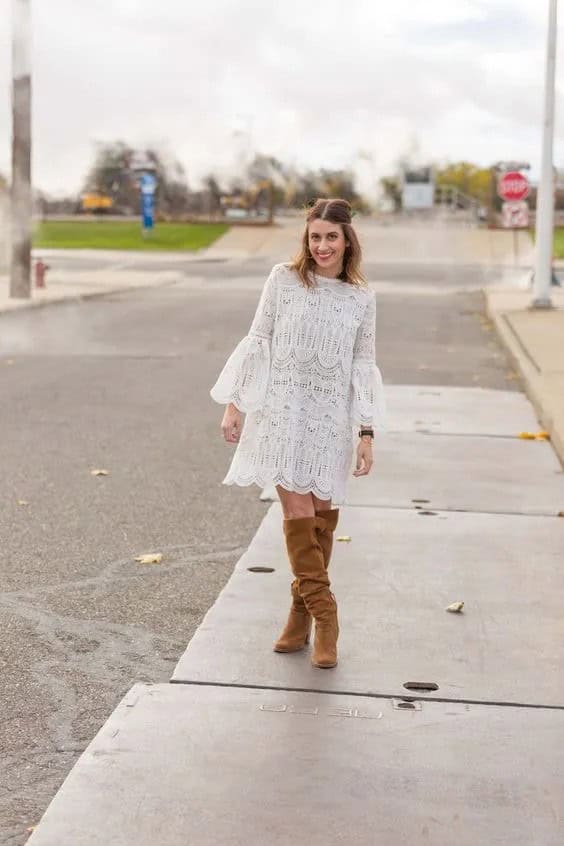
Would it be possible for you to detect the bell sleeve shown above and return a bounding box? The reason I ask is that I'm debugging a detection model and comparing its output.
[351,291,387,430]
[210,264,278,413]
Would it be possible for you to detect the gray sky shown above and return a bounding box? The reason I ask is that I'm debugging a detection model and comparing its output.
[0,0,563,196]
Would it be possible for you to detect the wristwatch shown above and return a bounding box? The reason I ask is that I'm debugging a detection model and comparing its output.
[359,428,374,440]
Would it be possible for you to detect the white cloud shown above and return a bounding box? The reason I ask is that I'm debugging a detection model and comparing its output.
[0,0,562,194]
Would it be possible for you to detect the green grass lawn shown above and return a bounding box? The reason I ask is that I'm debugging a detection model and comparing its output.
[554,228,564,259]
[33,220,229,251]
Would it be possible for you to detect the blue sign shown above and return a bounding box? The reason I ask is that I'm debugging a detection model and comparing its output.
[139,172,157,230]
[142,192,155,230]
[140,173,157,195]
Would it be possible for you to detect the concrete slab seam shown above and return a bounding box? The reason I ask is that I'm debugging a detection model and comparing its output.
[168,679,564,712]
[381,429,546,441]
[259,497,562,518]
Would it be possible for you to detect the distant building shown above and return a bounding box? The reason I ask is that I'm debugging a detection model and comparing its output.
[401,166,435,211]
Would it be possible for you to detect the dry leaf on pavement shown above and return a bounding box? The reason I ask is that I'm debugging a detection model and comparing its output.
[336,536,352,543]
[134,553,163,565]
[90,468,109,476]
[446,601,464,613]
[17,499,30,506]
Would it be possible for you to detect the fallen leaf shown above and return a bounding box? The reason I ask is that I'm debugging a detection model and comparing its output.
[17,499,30,506]
[518,432,536,440]
[134,553,163,565]
[90,468,109,476]
[336,536,352,543]
[446,601,464,613]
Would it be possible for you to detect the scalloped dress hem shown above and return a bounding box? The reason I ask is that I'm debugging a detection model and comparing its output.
[220,474,346,505]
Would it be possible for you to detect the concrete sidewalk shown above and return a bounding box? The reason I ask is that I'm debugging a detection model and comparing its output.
[485,287,564,466]
[26,384,564,845]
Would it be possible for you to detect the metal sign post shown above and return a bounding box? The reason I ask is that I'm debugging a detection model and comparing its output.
[532,0,558,309]
[501,202,530,265]
[497,172,530,266]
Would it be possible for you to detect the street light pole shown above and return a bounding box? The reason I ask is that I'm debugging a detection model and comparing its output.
[532,0,558,309]
[10,0,32,299]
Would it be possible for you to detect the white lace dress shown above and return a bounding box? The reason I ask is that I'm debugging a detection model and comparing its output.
[210,262,386,504]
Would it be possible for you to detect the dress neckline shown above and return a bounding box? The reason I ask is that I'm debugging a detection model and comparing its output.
[312,272,349,285]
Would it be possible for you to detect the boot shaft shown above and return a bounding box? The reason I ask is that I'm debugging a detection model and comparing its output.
[314,508,339,570]
[283,516,337,623]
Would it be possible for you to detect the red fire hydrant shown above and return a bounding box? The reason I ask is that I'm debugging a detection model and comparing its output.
[35,259,49,289]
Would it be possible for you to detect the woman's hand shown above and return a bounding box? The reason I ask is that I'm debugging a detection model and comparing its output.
[221,403,243,444]
[353,437,374,477]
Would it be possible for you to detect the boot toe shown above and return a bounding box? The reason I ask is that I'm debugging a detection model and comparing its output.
[273,641,307,653]
[311,657,337,668]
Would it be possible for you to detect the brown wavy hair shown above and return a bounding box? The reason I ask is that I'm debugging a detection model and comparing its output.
[290,198,366,288]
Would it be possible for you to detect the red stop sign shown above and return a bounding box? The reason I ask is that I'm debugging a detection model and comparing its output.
[497,171,530,202]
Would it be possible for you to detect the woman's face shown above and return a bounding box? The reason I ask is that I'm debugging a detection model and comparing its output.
[308,219,348,276]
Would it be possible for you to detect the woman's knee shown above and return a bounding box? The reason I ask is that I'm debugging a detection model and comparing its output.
[276,487,315,519]
[312,493,332,513]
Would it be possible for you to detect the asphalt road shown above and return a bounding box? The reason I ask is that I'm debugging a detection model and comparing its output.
[0,261,518,844]
[33,250,549,283]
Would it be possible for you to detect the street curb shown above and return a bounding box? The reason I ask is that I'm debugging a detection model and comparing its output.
[0,276,180,318]
[484,290,564,469]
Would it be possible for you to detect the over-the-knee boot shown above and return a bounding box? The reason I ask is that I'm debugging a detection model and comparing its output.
[283,516,339,669]
[273,510,338,655]
[315,508,339,571]
[273,576,312,653]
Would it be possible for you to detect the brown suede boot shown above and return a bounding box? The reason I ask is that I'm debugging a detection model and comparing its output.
[274,511,336,653]
[273,578,312,653]
[315,508,339,571]
[283,516,339,669]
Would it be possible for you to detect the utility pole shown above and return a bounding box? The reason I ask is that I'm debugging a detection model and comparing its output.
[532,0,558,309]
[10,0,32,299]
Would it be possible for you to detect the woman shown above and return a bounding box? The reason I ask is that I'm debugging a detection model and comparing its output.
[211,198,386,670]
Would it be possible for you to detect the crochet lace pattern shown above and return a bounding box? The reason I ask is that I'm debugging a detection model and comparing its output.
[210,263,386,504]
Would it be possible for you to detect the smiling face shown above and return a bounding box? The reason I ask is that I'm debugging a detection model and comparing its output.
[307,218,349,277]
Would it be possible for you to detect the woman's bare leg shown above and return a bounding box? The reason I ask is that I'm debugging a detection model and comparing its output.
[276,487,332,518]
[276,486,315,519]
[312,493,332,514]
